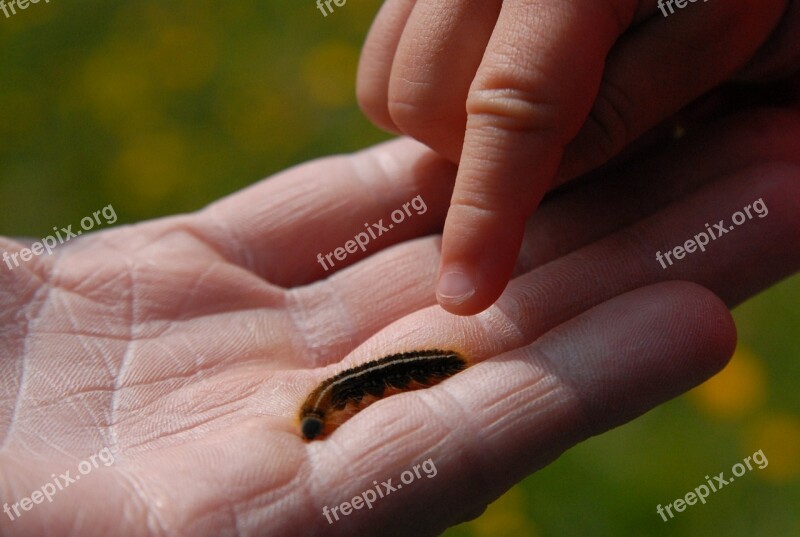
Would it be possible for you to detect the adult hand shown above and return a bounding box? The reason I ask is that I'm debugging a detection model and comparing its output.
[0,104,798,536]
[357,0,796,314]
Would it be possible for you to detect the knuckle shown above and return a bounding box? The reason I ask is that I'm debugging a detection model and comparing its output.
[386,89,450,136]
[450,178,534,216]
[449,196,501,217]
[386,72,458,132]
[465,85,564,138]
[386,95,421,129]
[582,79,635,160]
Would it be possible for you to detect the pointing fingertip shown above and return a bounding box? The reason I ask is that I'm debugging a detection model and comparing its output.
[436,269,477,308]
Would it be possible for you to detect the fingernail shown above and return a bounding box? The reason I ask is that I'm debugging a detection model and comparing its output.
[437,270,476,306]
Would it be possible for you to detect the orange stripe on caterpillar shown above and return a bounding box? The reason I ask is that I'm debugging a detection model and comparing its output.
[299,349,467,441]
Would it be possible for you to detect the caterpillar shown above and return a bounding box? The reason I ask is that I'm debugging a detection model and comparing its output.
[299,349,467,441]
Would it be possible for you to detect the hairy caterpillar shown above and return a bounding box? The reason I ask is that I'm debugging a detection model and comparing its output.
[299,350,467,441]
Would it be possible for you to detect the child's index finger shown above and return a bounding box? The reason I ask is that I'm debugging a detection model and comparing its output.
[436,0,636,315]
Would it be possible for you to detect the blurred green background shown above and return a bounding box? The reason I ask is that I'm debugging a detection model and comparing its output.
[1,1,797,535]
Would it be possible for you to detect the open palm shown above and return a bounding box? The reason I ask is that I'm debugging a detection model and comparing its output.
[0,105,798,537]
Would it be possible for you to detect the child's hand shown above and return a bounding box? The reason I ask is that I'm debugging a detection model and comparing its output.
[357,0,787,314]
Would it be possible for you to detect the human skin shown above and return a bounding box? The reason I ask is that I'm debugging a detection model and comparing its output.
[0,106,798,536]
[357,0,797,315]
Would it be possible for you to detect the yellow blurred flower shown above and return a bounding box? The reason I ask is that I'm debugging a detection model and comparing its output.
[687,345,766,419]
[81,39,158,129]
[109,129,189,207]
[745,414,800,483]
[302,41,359,108]
[216,87,308,156]
[151,23,218,92]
